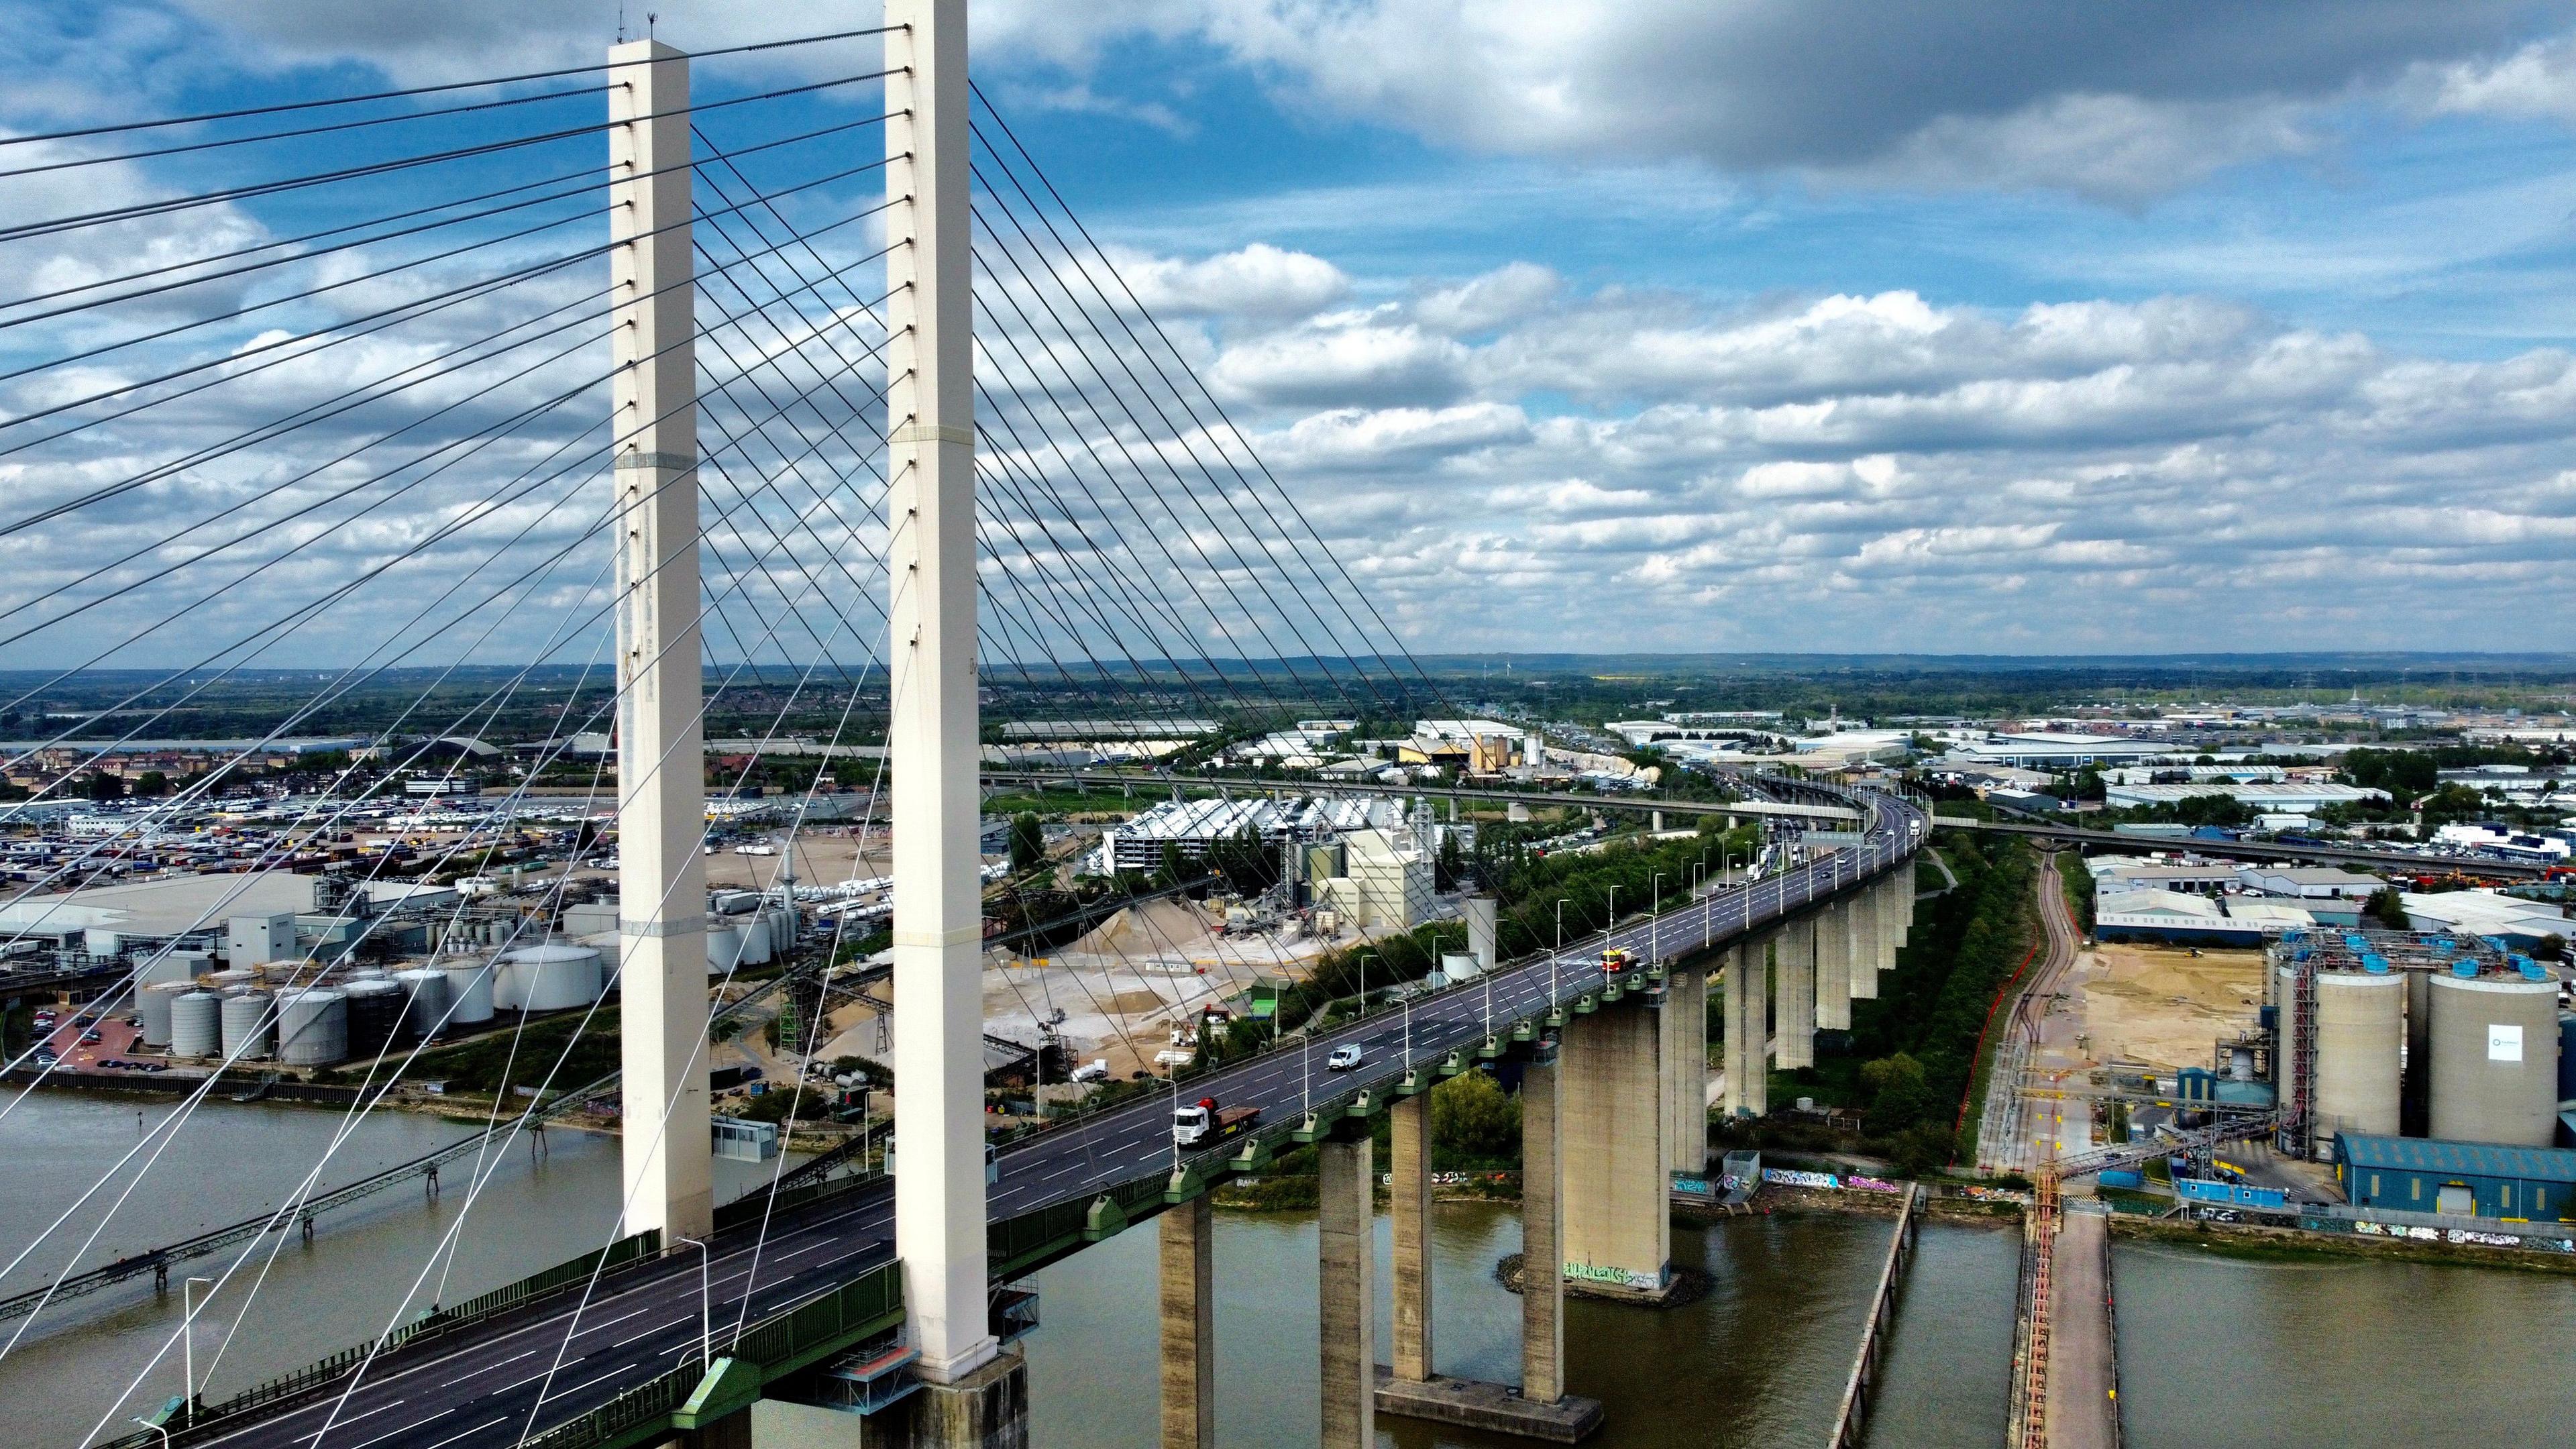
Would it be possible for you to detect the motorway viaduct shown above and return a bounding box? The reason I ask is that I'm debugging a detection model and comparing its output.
[167,788,1924,1449]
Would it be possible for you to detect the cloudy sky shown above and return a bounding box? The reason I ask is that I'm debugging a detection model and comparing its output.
[4,1,2576,667]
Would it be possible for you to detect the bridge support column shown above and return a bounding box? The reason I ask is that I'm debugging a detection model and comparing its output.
[1318,1128,1375,1449]
[1846,893,1879,1001]
[1815,905,1852,1031]
[1723,941,1767,1119]
[1159,1195,1215,1449]
[1520,1056,1564,1401]
[1559,1004,1673,1299]
[1885,871,1911,951]
[1662,965,1709,1175]
[1391,1091,1434,1383]
[607,36,712,1248]
[1774,917,1816,1071]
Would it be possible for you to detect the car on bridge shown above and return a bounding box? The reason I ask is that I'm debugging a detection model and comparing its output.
[1326,1044,1364,1072]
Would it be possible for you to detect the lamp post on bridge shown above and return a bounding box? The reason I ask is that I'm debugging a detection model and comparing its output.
[1650,871,1665,964]
[182,1275,209,1424]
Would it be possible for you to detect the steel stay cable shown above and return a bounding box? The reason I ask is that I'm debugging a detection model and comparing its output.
[966,176,1403,722]
[0,25,899,149]
[0,146,900,419]
[0,158,904,645]
[0,287,906,1003]
[0,78,611,182]
[0,109,895,323]
[686,144,1299,741]
[64,439,905,1421]
[967,236,1373,723]
[0,68,898,246]
[970,88,1456,717]
[0,225,907,753]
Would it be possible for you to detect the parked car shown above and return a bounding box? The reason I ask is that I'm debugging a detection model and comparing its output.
[1326,1044,1364,1072]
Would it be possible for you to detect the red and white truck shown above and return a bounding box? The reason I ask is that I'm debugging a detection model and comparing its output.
[1171,1096,1260,1148]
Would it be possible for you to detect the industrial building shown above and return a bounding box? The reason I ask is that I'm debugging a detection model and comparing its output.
[2269,928,2565,1165]
[2335,1135,2576,1220]
[2396,888,2573,950]
[2102,781,2389,813]
[2094,889,2312,946]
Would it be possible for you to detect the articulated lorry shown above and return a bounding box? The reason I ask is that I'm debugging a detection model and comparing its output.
[1171,1096,1260,1148]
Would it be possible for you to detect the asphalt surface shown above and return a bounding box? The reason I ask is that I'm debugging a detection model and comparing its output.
[189,787,1923,1449]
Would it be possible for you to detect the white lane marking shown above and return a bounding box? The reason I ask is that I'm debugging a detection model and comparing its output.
[407,1416,508,1449]
[568,1305,651,1338]
[539,1361,639,1405]
[294,1399,402,1442]
[439,1348,537,1387]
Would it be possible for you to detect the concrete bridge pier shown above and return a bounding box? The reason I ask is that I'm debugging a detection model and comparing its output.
[1318,1126,1376,1449]
[1391,1091,1434,1385]
[1774,917,1817,1071]
[1847,892,1880,1002]
[1521,1058,1564,1399]
[1662,966,1709,1174]
[1159,1195,1215,1449]
[1722,941,1767,1119]
[1814,906,1854,1031]
[1559,1005,1674,1300]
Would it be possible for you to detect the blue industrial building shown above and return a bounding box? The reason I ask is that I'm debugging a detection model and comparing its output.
[2335,1134,2576,1221]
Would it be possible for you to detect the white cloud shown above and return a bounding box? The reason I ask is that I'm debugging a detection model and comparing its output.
[1106,242,1349,319]
[2405,36,2576,124]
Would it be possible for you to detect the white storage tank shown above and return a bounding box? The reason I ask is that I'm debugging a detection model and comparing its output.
[704,924,745,975]
[219,989,275,1060]
[169,991,222,1057]
[2429,966,2561,1147]
[137,981,190,1047]
[500,945,601,1012]
[440,959,496,1025]
[2311,968,2404,1150]
[277,988,348,1067]
[393,969,451,1040]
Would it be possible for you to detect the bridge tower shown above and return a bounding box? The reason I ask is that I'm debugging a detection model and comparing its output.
[885,0,1006,1399]
[608,37,713,1247]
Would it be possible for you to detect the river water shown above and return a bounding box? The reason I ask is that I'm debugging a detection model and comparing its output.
[6,1090,2574,1448]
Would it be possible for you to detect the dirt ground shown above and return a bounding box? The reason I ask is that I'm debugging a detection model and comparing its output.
[701,829,892,892]
[2076,941,2265,1071]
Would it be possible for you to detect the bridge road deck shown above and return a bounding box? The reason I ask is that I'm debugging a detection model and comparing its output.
[192,791,1920,1449]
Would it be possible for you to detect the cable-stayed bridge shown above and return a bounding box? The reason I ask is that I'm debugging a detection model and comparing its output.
[0,7,1926,1448]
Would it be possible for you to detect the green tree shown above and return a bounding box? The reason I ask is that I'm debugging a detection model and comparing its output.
[2364,887,2410,930]
[133,771,169,797]
[1008,812,1045,873]
[85,770,123,801]
[1429,1069,1521,1167]
[1858,1052,1932,1138]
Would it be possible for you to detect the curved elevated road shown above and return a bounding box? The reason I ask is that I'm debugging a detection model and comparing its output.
[186,785,1924,1449]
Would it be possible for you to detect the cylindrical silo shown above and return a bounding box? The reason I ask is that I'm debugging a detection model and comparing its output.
[138,981,188,1047]
[219,989,274,1060]
[341,978,404,1058]
[2312,969,2404,1151]
[169,991,221,1057]
[2429,970,2561,1147]
[276,988,347,1067]
[394,969,451,1040]
[705,924,744,975]
[441,959,495,1025]
[500,945,600,1012]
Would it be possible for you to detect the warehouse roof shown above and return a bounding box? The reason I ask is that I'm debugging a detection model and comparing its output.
[2337,1134,2576,1183]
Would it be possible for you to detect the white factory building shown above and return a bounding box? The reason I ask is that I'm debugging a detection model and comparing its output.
[2101,781,2389,814]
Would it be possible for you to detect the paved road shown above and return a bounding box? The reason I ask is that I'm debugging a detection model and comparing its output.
[191,785,1921,1449]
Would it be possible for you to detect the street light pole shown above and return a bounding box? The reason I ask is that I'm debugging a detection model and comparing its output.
[679,1238,711,1367]
[1651,871,1664,964]
[182,1276,209,1423]
[132,1420,170,1449]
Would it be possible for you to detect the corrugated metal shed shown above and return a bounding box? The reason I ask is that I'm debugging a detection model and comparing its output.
[2339,1134,2576,1182]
